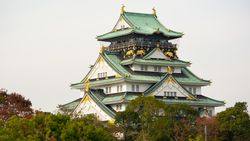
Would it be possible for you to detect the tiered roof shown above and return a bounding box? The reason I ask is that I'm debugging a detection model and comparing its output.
[61,8,225,118]
[71,51,211,89]
[97,11,183,41]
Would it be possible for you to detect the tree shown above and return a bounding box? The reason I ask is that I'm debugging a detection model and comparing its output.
[216,102,250,141]
[115,96,199,141]
[115,111,141,141]
[0,90,33,121]
[164,104,199,141]
[61,115,115,141]
[0,113,116,141]
[0,115,36,141]
[196,117,220,141]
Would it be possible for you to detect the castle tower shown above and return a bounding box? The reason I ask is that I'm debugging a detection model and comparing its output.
[60,7,224,121]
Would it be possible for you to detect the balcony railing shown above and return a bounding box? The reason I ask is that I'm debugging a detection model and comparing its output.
[109,40,176,50]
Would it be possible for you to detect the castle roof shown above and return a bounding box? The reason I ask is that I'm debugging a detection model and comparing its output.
[63,8,225,121]
[71,51,210,89]
[97,11,183,41]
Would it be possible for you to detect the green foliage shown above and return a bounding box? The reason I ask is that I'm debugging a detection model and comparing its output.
[0,116,36,141]
[45,114,71,139]
[115,96,199,141]
[61,115,114,141]
[0,113,115,141]
[217,102,250,141]
[165,104,199,141]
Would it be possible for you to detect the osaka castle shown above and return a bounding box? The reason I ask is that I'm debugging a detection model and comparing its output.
[59,7,224,121]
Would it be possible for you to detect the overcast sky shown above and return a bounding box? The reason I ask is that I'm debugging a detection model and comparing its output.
[1,0,250,113]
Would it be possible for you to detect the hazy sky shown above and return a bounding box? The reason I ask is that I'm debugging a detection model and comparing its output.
[1,0,250,113]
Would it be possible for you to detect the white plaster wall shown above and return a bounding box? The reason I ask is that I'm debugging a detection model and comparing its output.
[126,83,152,92]
[88,58,118,80]
[173,67,181,73]
[154,82,189,97]
[147,49,167,60]
[130,64,181,73]
[95,82,151,94]
[74,97,113,121]
[111,103,127,112]
[94,83,126,94]
[184,86,202,95]
[192,106,215,117]
[207,107,215,116]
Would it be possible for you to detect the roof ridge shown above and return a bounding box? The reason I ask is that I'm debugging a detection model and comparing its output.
[102,52,130,77]
[199,94,225,104]
[183,68,211,83]
[123,11,154,16]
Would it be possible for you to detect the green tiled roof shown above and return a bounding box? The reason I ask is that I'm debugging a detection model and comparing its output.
[174,68,211,86]
[71,52,210,89]
[71,78,124,89]
[104,52,209,85]
[120,58,191,67]
[97,29,134,41]
[102,53,130,76]
[58,98,82,112]
[88,90,116,118]
[102,95,124,104]
[102,93,139,104]
[97,12,183,41]
[158,95,224,107]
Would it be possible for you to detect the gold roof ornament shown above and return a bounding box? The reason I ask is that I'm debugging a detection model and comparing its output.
[85,81,91,92]
[84,79,90,83]
[152,7,157,16]
[121,4,125,14]
[167,66,173,74]
[166,76,175,84]
[99,46,104,54]
[115,74,122,78]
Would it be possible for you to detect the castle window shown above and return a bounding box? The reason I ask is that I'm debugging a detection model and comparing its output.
[188,87,197,95]
[173,92,177,97]
[105,86,111,94]
[164,91,167,97]
[98,72,107,78]
[131,84,139,92]
[105,87,108,93]
[120,85,123,92]
[166,91,177,97]
[154,66,161,72]
[136,85,139,92]
[117,85,123,92]
[193,88,196,95]
[189,87,192,93]
[116,104,122,110]
[132,85,135,91]
[109,87,111,93]
[208,110,213,116]
[117,86,119,92]
[141,65,148,71]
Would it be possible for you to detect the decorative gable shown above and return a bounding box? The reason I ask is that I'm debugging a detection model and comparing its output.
[84,56,119,81]
[73,94,113,121]
[144,48,169,60]
[146,75,195,99]
[112,16,131,31]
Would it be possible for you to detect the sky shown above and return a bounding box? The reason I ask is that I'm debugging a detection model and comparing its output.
[0,0,250,113]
